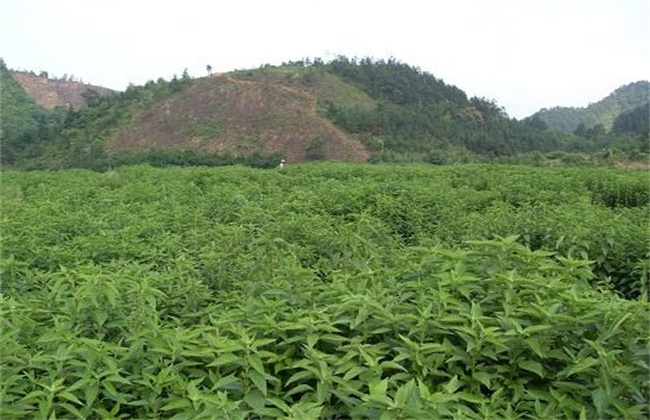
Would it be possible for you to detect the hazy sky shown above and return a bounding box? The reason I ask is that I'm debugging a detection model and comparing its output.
[1,0,648,119]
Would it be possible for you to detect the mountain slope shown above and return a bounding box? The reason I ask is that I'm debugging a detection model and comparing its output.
[527,81,649,134]
[0,63,66,164]
[108,73,369,162]
[10,70,114,110]
[5,57,647,169]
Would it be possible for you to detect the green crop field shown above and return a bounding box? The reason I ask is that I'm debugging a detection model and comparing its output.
[1,163,648,419]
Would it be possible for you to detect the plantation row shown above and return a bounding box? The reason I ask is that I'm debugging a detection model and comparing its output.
[1,163,648,418]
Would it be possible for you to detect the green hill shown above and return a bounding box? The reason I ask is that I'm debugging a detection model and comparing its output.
[526,81,649,134]
[2,57,647,170]
[0,60,66,164]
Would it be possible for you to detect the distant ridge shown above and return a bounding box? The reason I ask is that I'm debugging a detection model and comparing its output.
[526,80,650,134]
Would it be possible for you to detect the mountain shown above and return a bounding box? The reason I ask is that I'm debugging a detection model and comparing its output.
[526,81,650,134]
[10,70,114,110]
[2,57,646,169]
[108,72,369,162]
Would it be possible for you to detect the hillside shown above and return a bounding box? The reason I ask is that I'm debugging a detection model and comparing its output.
[108,73,369,162]
[59,58,579,168]
[527,80,649,134]
[10,70,115,110]
[3,57,648,169]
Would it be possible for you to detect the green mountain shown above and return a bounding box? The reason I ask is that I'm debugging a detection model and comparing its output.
[1,57,646,170]
[526,81,649,134]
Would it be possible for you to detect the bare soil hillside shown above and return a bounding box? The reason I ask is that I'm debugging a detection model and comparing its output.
[11,71,114,109]
[108,74,369,162]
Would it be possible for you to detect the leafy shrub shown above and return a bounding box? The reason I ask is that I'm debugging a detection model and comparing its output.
[1,164,648,418]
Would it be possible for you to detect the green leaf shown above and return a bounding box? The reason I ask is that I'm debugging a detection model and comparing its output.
[213,374,241,390]
[306,334,318,348]
[444,375,461,394]
[579,406,588,420]
[592,387,609,417]
[457,391,485,404]
[523,325,553,335]
[250,370,267,396]
[187,379,202,402]
[84,385,99,407]
[285,383,314,397]
[417,379,431,400]
[208,353,241,367]
[161,399,192,411]
[380,361,407,372]
[266,397,291,414]
[247,353,265,375]
[343,365,367,381]
[369,378,388,398]
[58,391,83,406]
[357,345,378,367]
[473,371,491,389]
[393,379,416,408]
[560,357,598,378]
[286,370,314,385]
[253,337,275,348]
[287,401,323,420]
[524,337,546,358]
[519,360,544,378]
[58,402,85,420]
[244,389,265,412]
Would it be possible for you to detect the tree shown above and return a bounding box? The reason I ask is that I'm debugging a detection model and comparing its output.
[612,103,649,135]
[470,97,508,122]
[525,115,548,131]
[206,64,212,75]
[574,122,588,137]
[586,124,606,140]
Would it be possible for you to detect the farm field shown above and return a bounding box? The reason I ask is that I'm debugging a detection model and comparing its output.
[1,163,649,419]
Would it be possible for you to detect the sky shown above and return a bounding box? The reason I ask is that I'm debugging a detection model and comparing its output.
[1,0,648,119]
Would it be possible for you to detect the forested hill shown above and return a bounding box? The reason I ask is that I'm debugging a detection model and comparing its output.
[2,57,647,170]
[526,80,649,134]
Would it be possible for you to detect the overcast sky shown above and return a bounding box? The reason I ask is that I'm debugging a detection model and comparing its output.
[1,0,648,119]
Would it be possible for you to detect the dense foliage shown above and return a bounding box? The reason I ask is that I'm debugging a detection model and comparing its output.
[527,81,649,134]
[285,58,640,160]
[2,163,648,419]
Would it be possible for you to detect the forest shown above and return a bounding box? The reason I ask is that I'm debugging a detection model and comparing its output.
[1,163,648,418]
[1,57,648,169]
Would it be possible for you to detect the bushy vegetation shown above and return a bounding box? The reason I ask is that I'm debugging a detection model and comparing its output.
[2,163,648,419]
[283,58,646,160]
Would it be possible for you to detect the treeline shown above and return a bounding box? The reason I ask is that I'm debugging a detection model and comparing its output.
[22,147,284,172]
